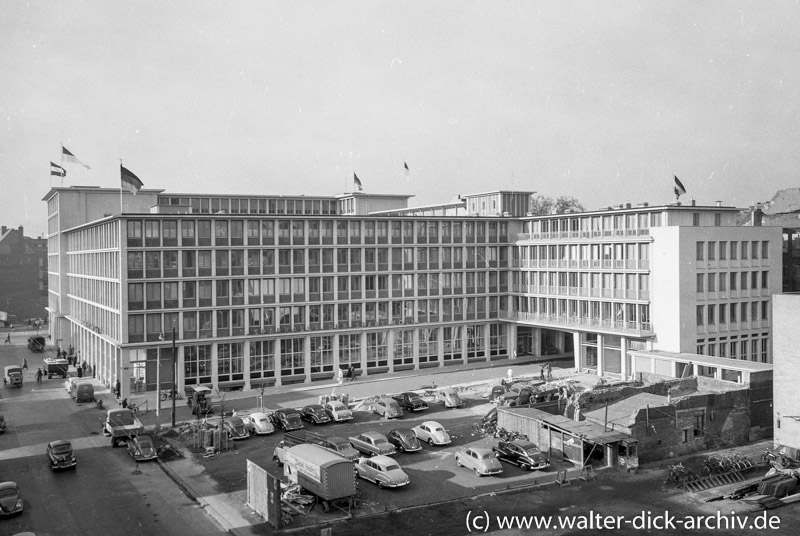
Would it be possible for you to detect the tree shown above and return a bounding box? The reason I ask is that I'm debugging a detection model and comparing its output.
[528,194,584,215]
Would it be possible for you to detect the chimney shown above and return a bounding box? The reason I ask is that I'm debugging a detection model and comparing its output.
[715,201,722,207]
[750,206,763,226]
[1,226,6,235]
[18,226,23,236]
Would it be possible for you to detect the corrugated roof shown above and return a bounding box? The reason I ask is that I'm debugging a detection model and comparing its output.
[499,407,630,444]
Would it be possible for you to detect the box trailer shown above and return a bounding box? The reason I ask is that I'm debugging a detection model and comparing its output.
[284,443,356,511]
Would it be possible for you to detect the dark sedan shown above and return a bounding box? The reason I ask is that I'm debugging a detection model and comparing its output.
[46,439,77,471]
[299,404,332,425]
[223,416,251,440]
[492,440,550,471]
[387,427,422,453]
[0,481,23,517]
[392,392,429,412]
[269,409,304,431]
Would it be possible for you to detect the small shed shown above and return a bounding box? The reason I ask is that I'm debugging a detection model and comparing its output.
[498,406,631,468]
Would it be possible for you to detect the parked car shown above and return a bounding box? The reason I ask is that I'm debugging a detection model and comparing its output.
[455,447,503,476]
[392,392,429,412]
[127,435,158,462]
[499,383,533,406]
[348,431,397,457]
[323,400,353,422]
[269,408,304,431]
[372,396,404,419]
[27,336,46,352]
[240,411,275,435]
[46,439,77,471]
[299,404,332,425]
[223,416,251,440]
[411,421,451,446]
[387,427,422,453]
[435,387,463,408]
[492,440,550,471]
[355,455,410,488]
[0,481,23,517]
[486,384,508,403]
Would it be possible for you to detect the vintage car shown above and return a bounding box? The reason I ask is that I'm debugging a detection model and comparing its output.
[27,335,46,352]
[348,431,396,457]
[435,387,463,408]
[269,408,304,431]
[241,411,275,435]
[372,396,404,419]
[492,440,550,471]
[392,391,429,412]
[0,481,23,517]
[323,400,353,422]
[499,383,533,406]
[46,439,77,471]
[355,455,410,488]
[455,447,503,476]
[299,404,332,425]
[127,435,159,462]
[486,384,508,403]
[386,427,422,453]
[411,421,451,446]
[223,416,251,440]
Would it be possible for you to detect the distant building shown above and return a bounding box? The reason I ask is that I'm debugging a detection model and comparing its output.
[0,225,48,322]
[42,185,782,402]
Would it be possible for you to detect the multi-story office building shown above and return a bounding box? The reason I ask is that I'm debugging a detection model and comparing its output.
[42,186,782,400]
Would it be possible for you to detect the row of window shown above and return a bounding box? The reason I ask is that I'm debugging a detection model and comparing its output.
[127,296,509,342]
[696,301,769,326]
[696,271,769,292]
[523,211,663,234]
[517,242,650,262]
[156,195,339,216]
[696,334,769,363]
[126,218,510,247]
[127,273,509,310]
[696,240,770,261]
[126,246,509,278]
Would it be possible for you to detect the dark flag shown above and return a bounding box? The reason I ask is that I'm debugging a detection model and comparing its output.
[674,175,686,197]
[121,165,144,194]
[354,173,363,191]
[50,161,67,177]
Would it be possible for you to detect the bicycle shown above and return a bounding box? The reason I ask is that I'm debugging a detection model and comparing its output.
[160,389,183,401]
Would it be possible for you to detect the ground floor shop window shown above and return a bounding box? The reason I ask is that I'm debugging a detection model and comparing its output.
[418,328,438,364]
[443,326,462,361]
[393,329,413,366]
[249,340,275,380]
[338,333,360,368]
[217,342,244,382]
[366,332,387,368]
[466,325,484,358]
[489,323,506,356]
[184,344,212,385]
[310,336,333,373]
[280,337,304,376]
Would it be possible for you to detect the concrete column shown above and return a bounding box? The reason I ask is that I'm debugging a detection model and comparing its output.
[573,332,582,371]
[211,343,219,390]
[273,339,282,387]
[360,331,368,376]
[483,322,491,363]
[387,329,395,373]
[438,326,445,368]
[243,340,252,390]
[460,325,468,364]
[597,334,605,377]
[413,327,420,369]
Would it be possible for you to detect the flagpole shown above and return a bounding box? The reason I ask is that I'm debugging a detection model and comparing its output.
[60,143,65,187]
[120,160,123,214]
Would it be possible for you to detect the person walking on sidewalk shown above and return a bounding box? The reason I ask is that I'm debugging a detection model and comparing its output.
[35,368,43,383]
[4,332,10,343]
[22,358,28,371]
[546,363,554,382]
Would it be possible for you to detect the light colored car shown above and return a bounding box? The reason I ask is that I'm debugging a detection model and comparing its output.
[355,455,410,488]
[349,431,397,457]
[323,400,353,422]
[455,447,503,476]
[241,412,275,435]
[372,396,403,419]
[435,387,463,408]
[411,421,451,446]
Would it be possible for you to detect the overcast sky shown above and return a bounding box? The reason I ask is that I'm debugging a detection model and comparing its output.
[3,1,800,237]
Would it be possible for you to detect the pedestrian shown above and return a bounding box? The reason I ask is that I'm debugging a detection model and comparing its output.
[115,379,121,399]
[347,365,355,381]
[121,398,128,409]
[507,368,513,384]
[82,361,88,376]
[512,350,517,360]
[22,357,28,370]
[539,364,545,382]
[35,368,43,383]
[4,333,10,343]
[77,366,83,378]
[546,363,554,382]
[337,368,344,386]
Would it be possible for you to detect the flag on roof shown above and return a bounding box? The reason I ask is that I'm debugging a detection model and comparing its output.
[404,162,410,181]
[62,146,90,169]
[674,175,686,197]
[121,165,143,194]
[50,162,66,177]
[354,173,363,191]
